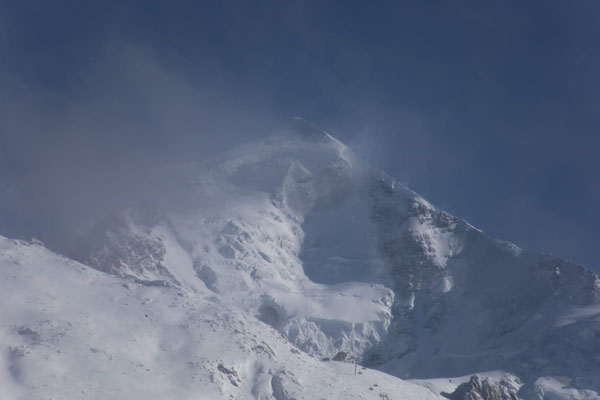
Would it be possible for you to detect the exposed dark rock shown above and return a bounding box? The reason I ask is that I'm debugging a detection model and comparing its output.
[441,375,519,400]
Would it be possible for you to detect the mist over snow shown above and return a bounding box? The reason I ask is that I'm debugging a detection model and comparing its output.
[1,2,600,399]
[1,1,599,269]
[2,120,600,399]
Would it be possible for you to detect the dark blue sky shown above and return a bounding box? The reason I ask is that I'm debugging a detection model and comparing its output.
[1,1,599,269]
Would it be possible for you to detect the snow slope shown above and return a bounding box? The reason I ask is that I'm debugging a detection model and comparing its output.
[0,235,443,400]
[4,118,600,399]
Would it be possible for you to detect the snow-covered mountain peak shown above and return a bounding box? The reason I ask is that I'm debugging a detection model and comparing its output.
[53,122,600,398]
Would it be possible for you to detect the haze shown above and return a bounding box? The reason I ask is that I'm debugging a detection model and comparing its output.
[1,1,599,270]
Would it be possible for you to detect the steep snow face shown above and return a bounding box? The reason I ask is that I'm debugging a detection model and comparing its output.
[74,129,395,360]
[72,121,600,397]
[0,236,445,400]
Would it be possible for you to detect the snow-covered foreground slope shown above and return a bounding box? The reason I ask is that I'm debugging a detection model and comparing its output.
[0,236,443,399]
[5,119,600,399]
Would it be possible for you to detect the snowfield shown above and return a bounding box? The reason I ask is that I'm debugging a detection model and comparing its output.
[0,236,442,400]
[2,118,600,399]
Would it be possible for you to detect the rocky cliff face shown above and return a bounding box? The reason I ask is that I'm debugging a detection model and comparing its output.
[441,375,520,400]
